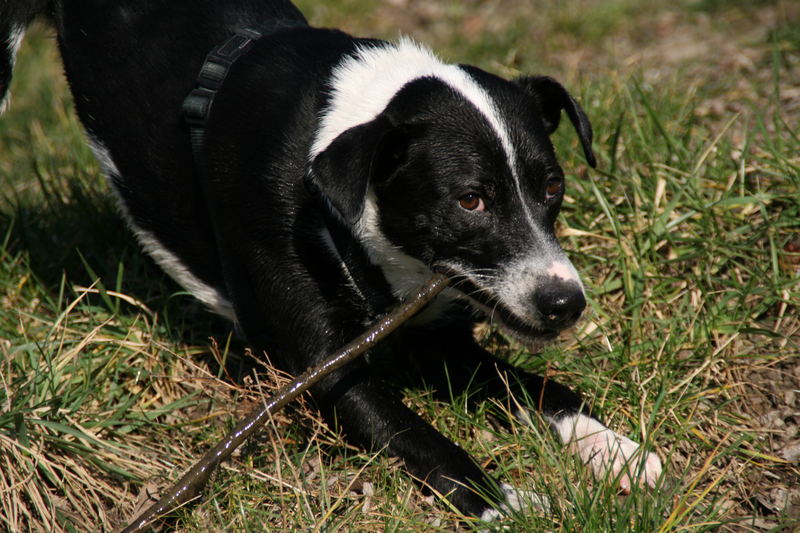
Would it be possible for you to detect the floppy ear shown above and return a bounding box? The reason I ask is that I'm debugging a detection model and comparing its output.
[514,75,597,168]
[305,115,399,225]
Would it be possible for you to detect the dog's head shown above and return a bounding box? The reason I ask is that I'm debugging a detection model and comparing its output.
[307,40,595,347]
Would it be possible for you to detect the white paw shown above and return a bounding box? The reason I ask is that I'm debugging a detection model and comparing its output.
[574,426,662,493]
[552,414,662,493]
[480,483,550,522]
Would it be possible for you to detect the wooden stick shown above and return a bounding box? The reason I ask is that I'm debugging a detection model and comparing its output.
[121,273,449,532]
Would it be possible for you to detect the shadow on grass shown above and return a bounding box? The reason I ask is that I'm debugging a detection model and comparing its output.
[0,176,261,383]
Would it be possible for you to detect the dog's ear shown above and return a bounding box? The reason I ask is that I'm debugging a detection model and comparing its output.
[514,75,597,168]
[307,116,409,225]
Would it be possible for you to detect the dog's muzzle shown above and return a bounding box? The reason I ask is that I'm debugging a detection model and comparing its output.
[434,263,585,348]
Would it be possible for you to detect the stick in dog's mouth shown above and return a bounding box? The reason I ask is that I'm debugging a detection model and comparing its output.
[433,264,560,351]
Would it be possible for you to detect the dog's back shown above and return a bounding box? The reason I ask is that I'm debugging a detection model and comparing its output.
[2,1,310,318]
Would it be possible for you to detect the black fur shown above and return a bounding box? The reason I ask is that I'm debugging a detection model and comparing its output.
[2,0,618,519]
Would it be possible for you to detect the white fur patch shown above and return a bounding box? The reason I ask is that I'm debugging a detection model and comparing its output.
[128,227,236,321]
[355,189,456,321]
[354,190,428,295]
[310,37,516,169]
[87,138,236,321]
[479,483,549,523]
[551,413,662,492]
[1,25,25,114]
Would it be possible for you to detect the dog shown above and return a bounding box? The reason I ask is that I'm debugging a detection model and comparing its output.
[1,0,662,521]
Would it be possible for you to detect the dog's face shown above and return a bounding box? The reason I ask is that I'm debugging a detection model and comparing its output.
[308,43,596,347]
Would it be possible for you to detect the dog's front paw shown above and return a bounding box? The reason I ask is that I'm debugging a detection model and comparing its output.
[574,427,662,493]
[479,483,550,523]
[553,414,662,493]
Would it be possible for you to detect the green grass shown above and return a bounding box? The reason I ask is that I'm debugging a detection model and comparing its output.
[2,1,799,532]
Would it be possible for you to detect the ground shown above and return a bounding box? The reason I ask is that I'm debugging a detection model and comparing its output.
[0,0,798,531]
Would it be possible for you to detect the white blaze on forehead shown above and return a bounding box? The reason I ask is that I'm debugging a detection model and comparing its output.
[310,37,517,173]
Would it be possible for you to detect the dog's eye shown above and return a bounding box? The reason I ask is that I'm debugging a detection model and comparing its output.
[459,193,485,212]
[545,178,563,199]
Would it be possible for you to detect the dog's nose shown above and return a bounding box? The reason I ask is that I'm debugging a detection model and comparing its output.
[535,281,586,329]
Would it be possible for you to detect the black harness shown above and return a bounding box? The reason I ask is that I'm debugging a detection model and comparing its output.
[181,24,396,319]
[183,25,275,161]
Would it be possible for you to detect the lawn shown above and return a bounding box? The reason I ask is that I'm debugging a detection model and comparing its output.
[1,0,798,531]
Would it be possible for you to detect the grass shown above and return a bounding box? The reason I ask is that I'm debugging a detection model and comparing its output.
[1,0,799,531]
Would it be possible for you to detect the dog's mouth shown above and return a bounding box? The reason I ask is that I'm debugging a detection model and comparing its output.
[433,264,559,349]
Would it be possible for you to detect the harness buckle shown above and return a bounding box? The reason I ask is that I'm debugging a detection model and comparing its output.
[182,28,265,129]
[182,87,216,127]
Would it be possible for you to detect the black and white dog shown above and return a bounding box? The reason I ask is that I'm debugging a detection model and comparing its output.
[1,0,661,520]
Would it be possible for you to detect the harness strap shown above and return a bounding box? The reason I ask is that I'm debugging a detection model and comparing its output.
[183,20,305,159]
[182,27,264,163]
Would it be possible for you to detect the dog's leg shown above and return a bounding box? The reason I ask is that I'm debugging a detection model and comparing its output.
[312,367,509,517]
[399,321,662,505]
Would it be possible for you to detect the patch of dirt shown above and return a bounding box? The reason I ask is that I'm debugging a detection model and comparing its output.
[737,349,800,526]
